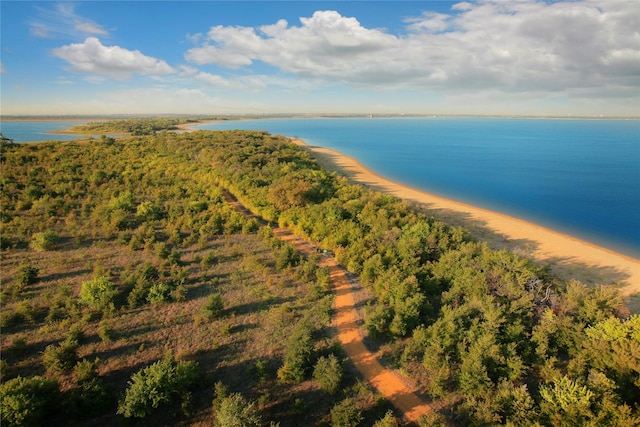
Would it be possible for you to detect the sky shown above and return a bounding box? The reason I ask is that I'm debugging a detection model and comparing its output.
[1,0,639,117]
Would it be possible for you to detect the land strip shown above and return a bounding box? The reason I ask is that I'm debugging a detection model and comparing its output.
[222,191,436,424]
[290,138,640,312]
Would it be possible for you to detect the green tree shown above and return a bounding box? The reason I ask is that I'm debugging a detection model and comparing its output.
[0,376,59,427]
[16,260,39,287]
[117,355,200,418]
[313,354,343,394]
[330,397,362,427]
[200,292,224,320]
[373,411,399,427]
[215,393,262,427]
[277,321,313,383]
[42,341,79,374]
[276,243,301,270]
[79,276,116,311]
[147,282,172,304]
[136,201,163,221]
[540,375,594,426]
[267,176,313,211]
[30,230,59,251]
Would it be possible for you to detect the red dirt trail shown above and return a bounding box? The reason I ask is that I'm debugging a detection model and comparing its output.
[274,228,434,424]
[224,191,434,424]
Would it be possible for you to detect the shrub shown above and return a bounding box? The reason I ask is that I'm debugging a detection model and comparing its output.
[154,242,170,259]
[215,393,262,427]
[69,359,113,419]
[277,321,313,383]
[98,320,113,343]
[316,266,331,289]
[127,281,150,308]
[212,380,229,413]
[17,260,39,287]
[45,304,67,324]
[42,341,79,374]
[13,301,37,324]
[109,191,135,211]
[374,411,399,427]
[167,248,181,265]
[74,359,99,383]
[171,284,187,302]
[30,230,59,251]
[313,354,343,394]
[147,282,172,304]
[117,355,200,418]
[201,251,217,267]
[200,292,224,320]
[79,276,116,311]
[68,377,113,419]
[276,244,301,271]
[136,201,163,221]
[0,376,59,427]
[540,375,595,425]
[330,398,362,427]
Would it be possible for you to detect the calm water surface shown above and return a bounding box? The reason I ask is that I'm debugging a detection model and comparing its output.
[2,118,637,257]
[195,118,640,258]
[0,121,88,142]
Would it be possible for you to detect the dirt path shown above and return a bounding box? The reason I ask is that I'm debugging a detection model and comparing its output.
[274,229,434,424]
[222,192,434,423]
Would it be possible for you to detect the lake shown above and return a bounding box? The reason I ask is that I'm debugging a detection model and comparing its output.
[194,118,640,258]
[0,120,88,142]
[2,117,638,258]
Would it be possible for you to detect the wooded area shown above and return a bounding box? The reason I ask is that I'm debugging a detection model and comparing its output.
[1,128,638,426]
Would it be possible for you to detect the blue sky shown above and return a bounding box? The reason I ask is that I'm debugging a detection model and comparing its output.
[1,1,639,116]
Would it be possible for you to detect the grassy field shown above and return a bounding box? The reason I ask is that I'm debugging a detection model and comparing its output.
[0,133,396,426]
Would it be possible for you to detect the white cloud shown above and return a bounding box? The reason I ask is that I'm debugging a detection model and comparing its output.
[185,45,253,68]
[179,65,200,77]
[185,10,398,80]
[404,12,451,33]
[53,37,175,80]
[194,72,238,89]
[30,3,109,38]
[75,22,108,36]
[183,2,640,98]
[194,72,273,91]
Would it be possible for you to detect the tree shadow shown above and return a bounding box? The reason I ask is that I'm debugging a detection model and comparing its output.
[36,268,92,284]
[230,295,296,316]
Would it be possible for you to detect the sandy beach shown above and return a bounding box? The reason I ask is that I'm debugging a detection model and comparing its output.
[290,138,640,312]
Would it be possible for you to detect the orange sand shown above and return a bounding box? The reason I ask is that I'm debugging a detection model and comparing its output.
[274,228,435,423]
[291,138,640,312]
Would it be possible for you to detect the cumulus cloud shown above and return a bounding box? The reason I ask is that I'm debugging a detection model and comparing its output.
[53,37,175,79]
[184,2,640,97]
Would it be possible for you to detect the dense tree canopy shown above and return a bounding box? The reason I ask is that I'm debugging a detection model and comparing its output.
[1,125,637,425]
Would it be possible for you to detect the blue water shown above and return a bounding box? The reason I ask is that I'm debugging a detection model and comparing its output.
[194,118,640,258]
[0,121,87,142]
[2,118,638,257]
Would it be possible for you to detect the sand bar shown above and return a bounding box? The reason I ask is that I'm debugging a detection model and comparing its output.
[290,138,640,312]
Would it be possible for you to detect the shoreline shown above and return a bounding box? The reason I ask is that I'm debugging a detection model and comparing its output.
[289,138,640,312]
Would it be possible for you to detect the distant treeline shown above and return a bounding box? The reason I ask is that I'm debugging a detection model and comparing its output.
[67,116,225,135]
[0,128,637,426]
